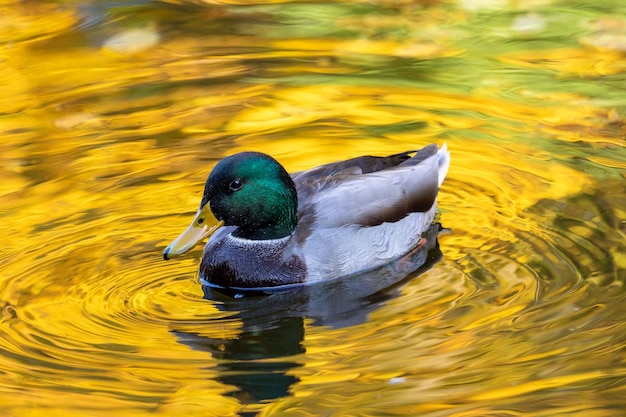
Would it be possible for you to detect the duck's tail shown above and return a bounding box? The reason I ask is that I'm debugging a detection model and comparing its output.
[437,143,451,188]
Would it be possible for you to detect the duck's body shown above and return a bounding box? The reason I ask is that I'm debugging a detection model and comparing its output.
[164,143,450,289]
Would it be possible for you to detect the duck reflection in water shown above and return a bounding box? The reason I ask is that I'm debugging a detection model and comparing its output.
[172,224,442,413]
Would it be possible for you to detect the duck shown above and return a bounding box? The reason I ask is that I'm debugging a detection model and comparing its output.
[163,143,450,289]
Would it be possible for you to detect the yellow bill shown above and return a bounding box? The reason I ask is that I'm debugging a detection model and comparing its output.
[163,204,224,260]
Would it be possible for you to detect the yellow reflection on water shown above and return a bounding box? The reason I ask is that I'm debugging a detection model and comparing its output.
[0,1,625,417]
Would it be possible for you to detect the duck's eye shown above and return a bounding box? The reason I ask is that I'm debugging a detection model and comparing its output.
[229,178,244,191]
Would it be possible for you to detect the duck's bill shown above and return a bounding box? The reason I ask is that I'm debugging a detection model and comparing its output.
[163,204,224,260]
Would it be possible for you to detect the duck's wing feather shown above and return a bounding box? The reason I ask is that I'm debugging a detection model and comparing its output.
[291,151,414,184]
[294,144,448,229]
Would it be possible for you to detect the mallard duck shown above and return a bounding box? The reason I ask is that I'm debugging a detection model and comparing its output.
[163,143,450,289]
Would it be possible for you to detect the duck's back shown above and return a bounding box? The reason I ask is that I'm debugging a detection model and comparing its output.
[290,144,449,282]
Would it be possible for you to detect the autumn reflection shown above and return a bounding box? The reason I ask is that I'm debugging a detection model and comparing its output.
[2,0,626,415]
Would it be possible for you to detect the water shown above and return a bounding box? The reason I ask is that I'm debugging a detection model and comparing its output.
[1,1,625,416]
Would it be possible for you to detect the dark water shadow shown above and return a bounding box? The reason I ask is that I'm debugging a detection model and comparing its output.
[172,224,443,415]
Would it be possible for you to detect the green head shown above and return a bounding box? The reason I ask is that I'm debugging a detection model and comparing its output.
[200,152,298,240]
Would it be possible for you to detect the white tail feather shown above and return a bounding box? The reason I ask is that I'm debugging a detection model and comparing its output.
[437,143,450,188]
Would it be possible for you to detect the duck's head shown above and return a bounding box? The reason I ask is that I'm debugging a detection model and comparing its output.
[163,152,298,260]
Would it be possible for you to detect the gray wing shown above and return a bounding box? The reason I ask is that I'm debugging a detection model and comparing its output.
[294,145,442,229]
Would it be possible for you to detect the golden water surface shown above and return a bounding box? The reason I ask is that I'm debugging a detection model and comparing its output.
[1,1,625,416]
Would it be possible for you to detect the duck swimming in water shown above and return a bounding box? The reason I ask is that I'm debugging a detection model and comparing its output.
[163,143,450,289]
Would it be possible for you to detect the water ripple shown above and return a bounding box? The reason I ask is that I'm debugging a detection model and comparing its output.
[1,4,624,411]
